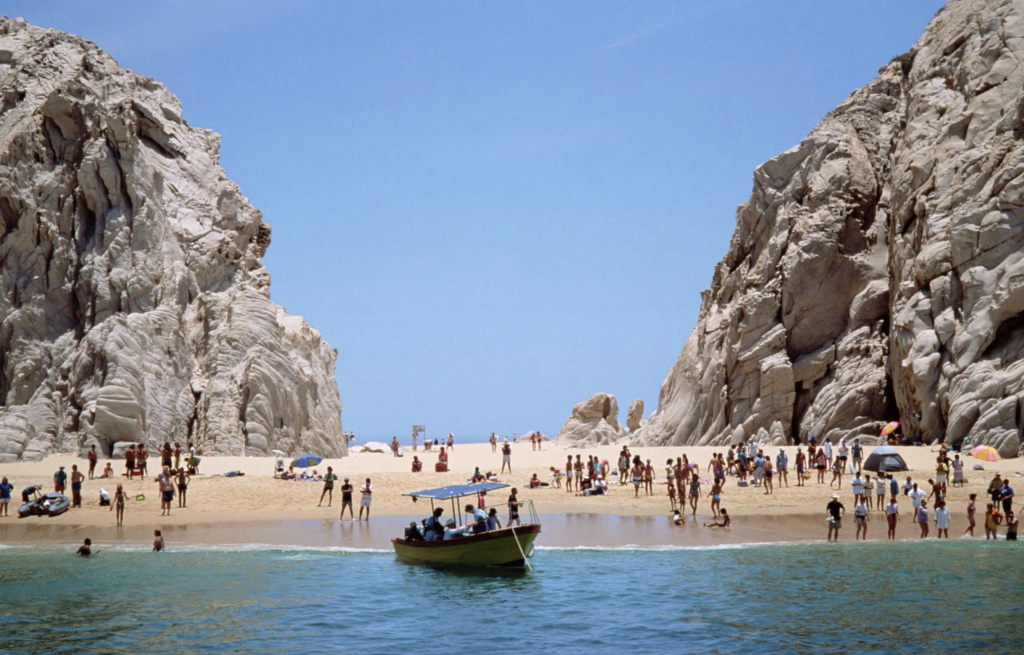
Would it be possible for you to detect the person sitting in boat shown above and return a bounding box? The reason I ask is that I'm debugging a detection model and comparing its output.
[471,467,485,483]
[487,507,502,531]
[443,517,469,540]
[465,503,490,534]
[411,456,422,473]
[423,508,445,541]
[404,521,425,542]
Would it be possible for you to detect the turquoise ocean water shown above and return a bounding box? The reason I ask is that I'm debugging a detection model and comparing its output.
[0,540,1021,654]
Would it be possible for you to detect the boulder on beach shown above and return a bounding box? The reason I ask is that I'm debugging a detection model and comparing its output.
[556,393,628,447]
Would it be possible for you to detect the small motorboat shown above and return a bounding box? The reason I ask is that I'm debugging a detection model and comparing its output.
[392,483,540,567]
[18,490,71,518]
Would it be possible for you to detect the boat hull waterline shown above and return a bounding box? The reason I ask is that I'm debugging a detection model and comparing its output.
[392,525,541,567]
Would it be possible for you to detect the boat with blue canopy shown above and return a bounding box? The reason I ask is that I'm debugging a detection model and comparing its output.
[392,483,540,568]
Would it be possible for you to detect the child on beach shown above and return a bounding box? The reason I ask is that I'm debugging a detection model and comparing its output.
[153,530,164,552]
[854,498,868,540]
[704,509,729,528]
[985,503,1003,540]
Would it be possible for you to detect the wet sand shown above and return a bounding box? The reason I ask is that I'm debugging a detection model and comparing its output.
[0,511,987,551]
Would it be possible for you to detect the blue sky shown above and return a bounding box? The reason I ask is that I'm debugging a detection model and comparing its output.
[10,1,945,442]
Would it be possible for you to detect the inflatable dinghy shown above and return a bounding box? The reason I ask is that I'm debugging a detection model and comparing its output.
[18,492,71,518]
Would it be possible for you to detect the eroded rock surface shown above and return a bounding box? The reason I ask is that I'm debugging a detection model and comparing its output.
[0,18,344,461]
[556,393,627,447]
[637,0,1024,457]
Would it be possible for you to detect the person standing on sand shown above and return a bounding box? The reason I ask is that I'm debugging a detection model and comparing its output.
[689,474,701,516]
[125,444,136,477]
[934,500,950,538]
[709,480,722,517]
[875,475,886,512]
[631,460,643,498]
[54,466,67,494]
[909,483,926,522]
[964,494,978,536]
[340,477,354,520]
[829,458,843,489]
[565,455,574,492]
[173,443,182,470]
[501,440,512,474]
[1000,479,1014,516]
[490,433,497,452]
[88,445,98,480]
[447,433,454,450]
[0,476,13,516]
[851,439,863,471]
[1006,511,1018,541]
[854,496,868,540]
[762,458,774,495]
[158,469,175,516]
[823,438,833,469]
[885,496,899,540]
[161,443,173,470]
[176,467,189,508]
[153,530,165,552]
[138,444,149,479]
[644,459,654,496]
[851,471,864,506]
[70,465,84,508]
[111,484,127,526]
[985,503,1003,540]
[815,450,827,484]
[359,478,372,521]
[776,448,788,487]
[917,500,931,538]
[827,493,845,542]
[319,466,338,507]
[620,452,631,487]
[795,447,805,487]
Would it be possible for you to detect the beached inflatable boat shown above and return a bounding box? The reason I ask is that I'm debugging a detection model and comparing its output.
[18,492,71,518]
[393,483,540,567]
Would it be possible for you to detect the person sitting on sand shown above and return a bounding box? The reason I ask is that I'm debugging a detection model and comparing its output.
[282,466,297,481]
[704,509,730,528]
[672,509,685,526]
[437,447,449,472]
[411,456,422,473]
[471,467,485,483]
[101,462,114,479]
[528,473,542,489]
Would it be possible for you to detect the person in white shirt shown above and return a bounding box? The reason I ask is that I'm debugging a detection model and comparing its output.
[885,497,899,540]
[876,476,887,511]
[359,478,373,521]
[823,439,833,466]
[854,500,869,540]
[851,473,865,505]
[443,517,468,540]
[934,500,951,538]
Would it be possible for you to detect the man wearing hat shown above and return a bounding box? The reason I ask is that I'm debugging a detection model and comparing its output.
[339,477,354,521]
[443,517,468,540]
[826,493,845,542]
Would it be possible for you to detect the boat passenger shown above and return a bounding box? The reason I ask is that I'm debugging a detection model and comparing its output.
[465,503,489,533]
[405,522,425,542]
[443,518,468,540]
[423,508,445,541]
[487,508,501,531]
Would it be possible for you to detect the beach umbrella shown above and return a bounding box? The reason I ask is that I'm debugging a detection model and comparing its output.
[881,421,900,437]
[862,445,908,472]
[970,445,1001,462]
[292,453,322,468]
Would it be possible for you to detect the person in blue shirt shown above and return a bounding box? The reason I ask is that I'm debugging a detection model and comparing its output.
[0,476,13,517]
[1001,481,1014,515]
[423,508,445,541]
[465,503,489,533]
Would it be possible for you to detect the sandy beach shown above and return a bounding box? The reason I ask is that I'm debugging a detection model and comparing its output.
[1,442,1017,547]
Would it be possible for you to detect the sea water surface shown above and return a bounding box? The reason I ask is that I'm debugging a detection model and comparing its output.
[0,540,1020,654]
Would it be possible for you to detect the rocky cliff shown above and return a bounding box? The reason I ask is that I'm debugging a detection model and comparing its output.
[636,0,1024,457]
[0,18,344,461]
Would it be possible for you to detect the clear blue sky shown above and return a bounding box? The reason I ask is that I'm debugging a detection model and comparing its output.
[10,1,945,442]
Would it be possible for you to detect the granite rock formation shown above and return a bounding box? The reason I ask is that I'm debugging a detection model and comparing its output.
[626,399,645,433]
[636,0,1024,457]
[0,18,344,461]
[556,392,627,447]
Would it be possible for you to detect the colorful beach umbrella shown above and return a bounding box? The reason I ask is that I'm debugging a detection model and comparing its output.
[970,445,1000,462]
[292,453,322,468]
[881,421,900,437]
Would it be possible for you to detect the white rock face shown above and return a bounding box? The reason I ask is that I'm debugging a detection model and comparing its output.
[626,399,645,433]
[0,19,344,461]
[556,393,627,447]
[637,0,1024,457]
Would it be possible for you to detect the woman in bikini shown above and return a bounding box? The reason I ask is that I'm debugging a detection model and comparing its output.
[111,484,127,526]
[709,480,722,517]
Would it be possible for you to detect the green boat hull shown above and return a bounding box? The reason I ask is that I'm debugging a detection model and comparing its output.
[392,525,540,567]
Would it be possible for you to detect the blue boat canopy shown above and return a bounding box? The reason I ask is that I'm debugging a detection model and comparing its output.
[404,483,509,500]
